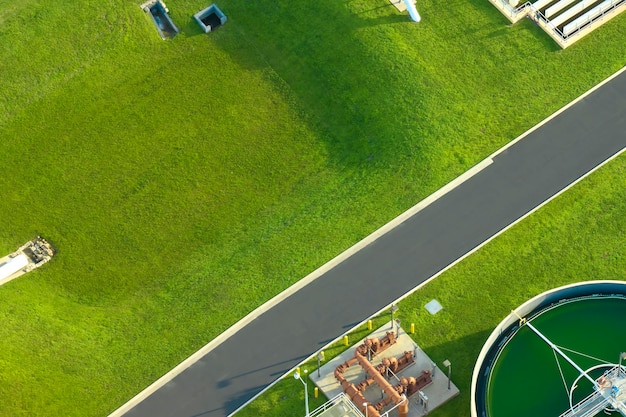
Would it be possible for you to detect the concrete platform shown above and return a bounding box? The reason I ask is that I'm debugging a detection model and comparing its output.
[0,238,54,287]
[387,0,416,13]
[310,323,459,416]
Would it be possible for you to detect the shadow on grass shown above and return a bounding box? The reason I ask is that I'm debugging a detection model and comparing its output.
[484,24,515,39]
[355,11,409,27]
[403,328,492,417]
[522,20,563,52]
[463,0,562,52]
[178,16,208,38]
[208,0,434,169]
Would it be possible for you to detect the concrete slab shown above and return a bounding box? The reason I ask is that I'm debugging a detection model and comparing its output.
[388,0,416,13]
[310,323,459,417]
[0,238,54,287]
[424,300,442,315]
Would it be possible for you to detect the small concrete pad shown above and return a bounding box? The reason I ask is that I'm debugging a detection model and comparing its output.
[310,323,459,417]
[424,299,443,315]
[387,0,416,13]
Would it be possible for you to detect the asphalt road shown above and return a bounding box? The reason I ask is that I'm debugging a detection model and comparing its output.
[121,69,626,417]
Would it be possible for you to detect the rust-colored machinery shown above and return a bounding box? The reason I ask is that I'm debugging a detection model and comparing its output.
[355,375,376,392]
[400,371,433,397]
[355,332,397,359]
[335,332,416,417]
[354,349,409,417]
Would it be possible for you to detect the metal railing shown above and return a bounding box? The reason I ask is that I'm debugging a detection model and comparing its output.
[491,0,532,19]
[489,0,626,44]
[379,396,409,417]
[309,393,364,417]
[558,366,626,417]
[559,390,608,417]
[561,0,626,38]
[533,0,625,40]
[310,392,410,417]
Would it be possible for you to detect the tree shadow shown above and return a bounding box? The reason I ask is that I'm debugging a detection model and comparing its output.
[205,0,433,169]
[178,16,208,38]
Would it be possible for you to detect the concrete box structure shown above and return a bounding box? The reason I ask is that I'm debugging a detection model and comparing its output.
[141,0,179,39]
[194,4,227,33]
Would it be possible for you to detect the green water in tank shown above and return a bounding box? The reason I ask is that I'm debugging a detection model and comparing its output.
[486,297,626,417]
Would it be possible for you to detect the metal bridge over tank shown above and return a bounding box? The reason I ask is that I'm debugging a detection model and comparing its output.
[486,0,626,48]
[559,366,626,417]
[514,312,626,417]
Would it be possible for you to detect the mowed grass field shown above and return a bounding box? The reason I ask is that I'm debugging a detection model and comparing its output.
[0,0,624,415]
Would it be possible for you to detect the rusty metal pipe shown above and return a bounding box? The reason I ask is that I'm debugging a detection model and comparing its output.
[354,350,409,414]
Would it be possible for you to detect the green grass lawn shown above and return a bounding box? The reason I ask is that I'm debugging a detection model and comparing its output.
[0,0,624,415]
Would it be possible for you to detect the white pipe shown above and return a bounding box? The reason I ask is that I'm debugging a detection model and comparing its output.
[524,321,599,388]
[402,0,421,22]
[0,254,29,281]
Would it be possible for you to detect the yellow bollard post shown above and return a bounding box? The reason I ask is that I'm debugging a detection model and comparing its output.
[411,323,415,334]
[296,367,300,376]
[343,335,349,346]
[368,320,372,331]
[314,387,319,398]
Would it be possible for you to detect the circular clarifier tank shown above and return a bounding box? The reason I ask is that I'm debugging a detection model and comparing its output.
[472,281,626,417]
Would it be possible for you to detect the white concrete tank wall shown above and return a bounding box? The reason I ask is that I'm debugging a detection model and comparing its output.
[0,254,29,281]
[471,280,626,417]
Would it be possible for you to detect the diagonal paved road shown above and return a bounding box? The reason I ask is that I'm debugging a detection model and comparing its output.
[117,68,626,417]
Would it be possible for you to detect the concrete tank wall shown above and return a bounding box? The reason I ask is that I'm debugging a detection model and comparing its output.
[471,280,626,417]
